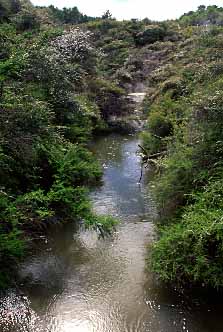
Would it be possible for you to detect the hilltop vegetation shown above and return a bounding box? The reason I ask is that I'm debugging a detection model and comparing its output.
[180,5,223,26]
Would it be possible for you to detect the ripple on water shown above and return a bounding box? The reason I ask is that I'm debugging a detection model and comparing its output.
[0,290,37,332]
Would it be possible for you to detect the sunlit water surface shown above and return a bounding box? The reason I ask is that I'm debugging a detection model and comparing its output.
[1,134,223,332]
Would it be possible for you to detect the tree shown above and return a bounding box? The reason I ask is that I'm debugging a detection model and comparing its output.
[49,5,96,24]
[198,5,206,12]
[0,0,20,21]
[13,10,40,31]
[102,10,112,20]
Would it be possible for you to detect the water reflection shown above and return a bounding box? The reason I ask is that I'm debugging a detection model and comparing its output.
[1,134,223,332]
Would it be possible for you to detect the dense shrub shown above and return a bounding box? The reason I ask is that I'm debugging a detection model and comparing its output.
[180,5,223,26]
[135,25,167,46]
[141,131,163,155]
[88,78,127,120]
[13,10,40,31]
[0,192,26,287]
[152,180,223,288]
[48,5,96,24]
[141,22,223,288]
[0,0,21,22]
[148,111,173,138]
[0,6,120,287]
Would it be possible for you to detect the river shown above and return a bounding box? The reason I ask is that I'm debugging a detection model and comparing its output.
[0,133,223,332]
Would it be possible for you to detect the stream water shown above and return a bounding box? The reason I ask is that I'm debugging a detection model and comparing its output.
[1,133,223,332]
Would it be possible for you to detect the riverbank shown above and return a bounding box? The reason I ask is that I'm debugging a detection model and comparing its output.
[141,24,223,289]
[2,133,223,332]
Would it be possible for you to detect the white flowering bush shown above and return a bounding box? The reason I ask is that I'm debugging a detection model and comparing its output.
[26,28,98,104]
[50,28,94,63]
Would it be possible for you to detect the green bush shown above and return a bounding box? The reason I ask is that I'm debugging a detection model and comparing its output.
[144,24,223,290]
[141,131,164,155]
[0,192,26,287]
[85,215,118,237]
[179,6,223,26]
[63,96,101,143]
[0,17,122,289]
[148,111,173,138]
[43,143,102,186]
[161,77,186,99]
[154,143,194,210]
[135,25,167,46]
[88,78,127,120]
[151,180,223,288]
[0,0,21,22]
[0,101,54,191]
[47,182,91,220]
[12,10,40,31]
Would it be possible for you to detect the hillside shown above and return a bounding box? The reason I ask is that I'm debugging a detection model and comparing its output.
[141,23,223,288]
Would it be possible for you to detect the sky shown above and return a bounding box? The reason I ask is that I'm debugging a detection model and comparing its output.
[32,0,223,21]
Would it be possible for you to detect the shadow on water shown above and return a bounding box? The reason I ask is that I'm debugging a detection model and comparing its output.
[1,133,223,332]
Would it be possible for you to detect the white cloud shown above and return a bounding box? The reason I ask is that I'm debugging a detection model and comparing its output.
[32,0,223,21]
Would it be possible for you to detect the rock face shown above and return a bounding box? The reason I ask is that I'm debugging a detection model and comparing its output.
[106,89,146,133]
[107,39,181,133]
[120,40,179,96]
[107,115,144,133]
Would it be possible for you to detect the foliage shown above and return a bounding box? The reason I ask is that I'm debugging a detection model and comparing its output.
[88,78,127,120]
[2,0,223,291]
[47,5,97,25]
[102,10,112,20]
[85,215,118,237]
[141,21,223,288]
[151,180,223,288]
[180,5,223,26]
[0,191,26,287]
[0,0,21,22]
[0,1,124,287]
[12,9,40,31]
[135,25,167,46]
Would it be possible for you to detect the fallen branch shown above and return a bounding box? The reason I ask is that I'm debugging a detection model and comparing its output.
[138,144,148,156]
[147,151,166,159]
[138,144,166,159]
[138,144,166,182]
[151,134,163,140]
